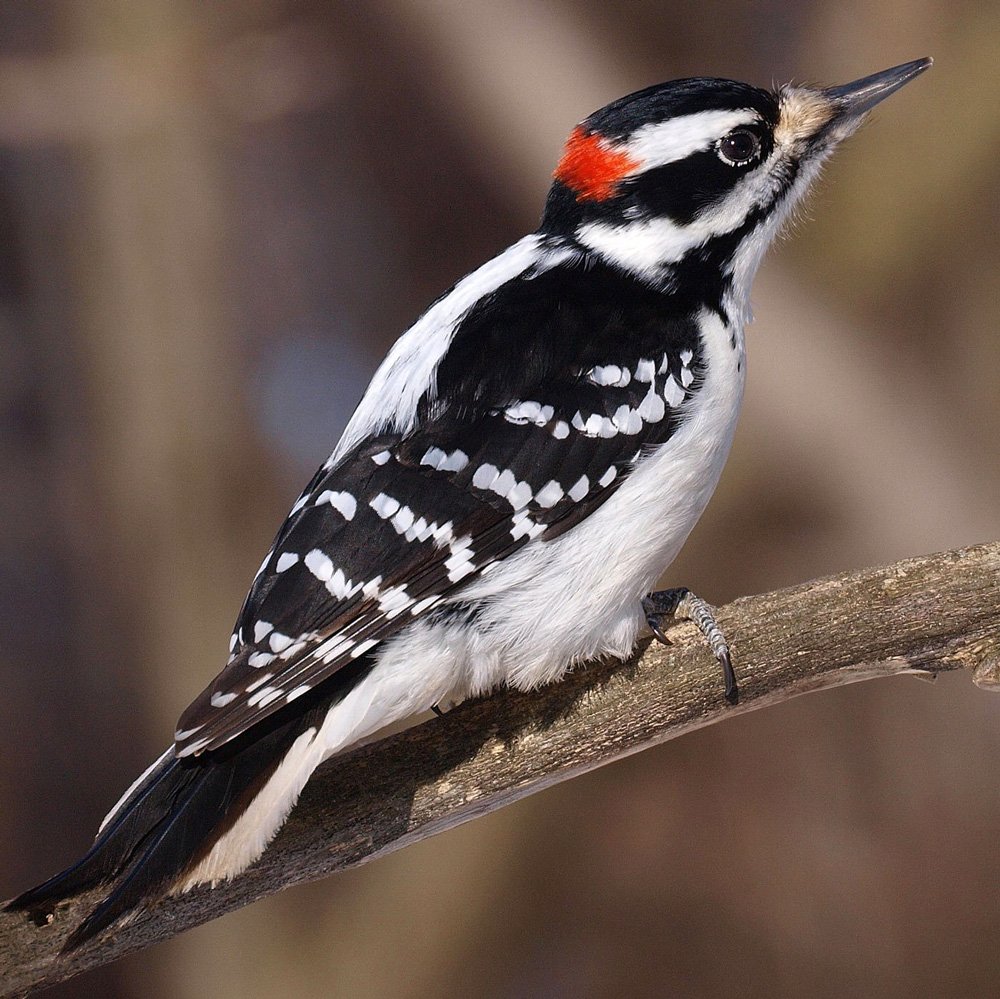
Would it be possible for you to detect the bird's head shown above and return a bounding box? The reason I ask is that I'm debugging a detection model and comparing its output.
[541,59,931,320]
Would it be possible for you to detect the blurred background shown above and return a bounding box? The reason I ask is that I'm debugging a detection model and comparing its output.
[1,1,998,997]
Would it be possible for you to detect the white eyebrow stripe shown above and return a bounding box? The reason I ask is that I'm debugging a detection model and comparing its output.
[626,109,760,171]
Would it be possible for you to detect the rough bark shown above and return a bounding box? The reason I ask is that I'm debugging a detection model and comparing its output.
[2,542,998,996]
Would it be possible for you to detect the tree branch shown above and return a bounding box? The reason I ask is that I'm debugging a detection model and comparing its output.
[3,542,999,996]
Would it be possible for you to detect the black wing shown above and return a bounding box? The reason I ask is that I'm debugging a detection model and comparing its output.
[175,259,704,754]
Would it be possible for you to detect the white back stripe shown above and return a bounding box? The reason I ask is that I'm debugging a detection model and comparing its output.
[330,236,579,465]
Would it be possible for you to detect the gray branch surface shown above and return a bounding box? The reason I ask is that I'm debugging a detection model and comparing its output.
[3,543,999,996]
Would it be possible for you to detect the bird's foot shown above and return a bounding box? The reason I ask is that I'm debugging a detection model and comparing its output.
[642,588,738,704]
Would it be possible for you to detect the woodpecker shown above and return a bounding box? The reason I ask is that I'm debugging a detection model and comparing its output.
[7,58,930,949]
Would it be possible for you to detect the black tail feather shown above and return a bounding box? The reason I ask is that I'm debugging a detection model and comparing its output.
[61,748,267,950]
[5,687,338,951]
[3,751,191,918]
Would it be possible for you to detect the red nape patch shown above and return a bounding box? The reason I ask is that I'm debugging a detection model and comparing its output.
[553,126,640,202]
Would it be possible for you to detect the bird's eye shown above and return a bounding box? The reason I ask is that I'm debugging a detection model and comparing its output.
[717,129,761,166]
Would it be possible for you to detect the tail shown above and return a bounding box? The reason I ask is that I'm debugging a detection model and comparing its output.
[4,691,335,952]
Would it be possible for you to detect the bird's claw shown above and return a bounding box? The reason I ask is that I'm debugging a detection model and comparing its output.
[643,588,738,704]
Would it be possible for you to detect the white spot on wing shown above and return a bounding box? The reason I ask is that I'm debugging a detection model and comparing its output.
[421,446,446,469]
[327,568,361,600]
[305,549,334,582]
[254,621,274,643]
[507,480,533,511]
[613,404,643,435]
[410,595,442,615]
[510,509,545,540]
[211,690,237,708]
[370,493,401,519]
[663,374,685,408]
[179,737,211,757]
[638,386,666,423]
[573,412,620,439]
[391,505,415,535]
[247,686,283,708]
[379,585,415,617]
[503,400,541,424]
[431,522,454,548]
[635,359,656,383]
[568,475,589,502]
[351,638,378,658]
[319,636,355,662]
[269,631,294,653]
[588,364,621,387]
[447,561,476,583]
[535,480,564,508]
[316,490,357,521]
[276,552,299,572]
[406,516,430,542]
[439,449,469,472]
[316,635,354,663]
[445,539,477,581]
[473,464,500,490]
[491,468,517,498]
[278,640,307,661]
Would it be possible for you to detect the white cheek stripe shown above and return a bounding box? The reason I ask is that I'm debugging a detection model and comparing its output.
[626,109,759,171]
[576,217,700,280]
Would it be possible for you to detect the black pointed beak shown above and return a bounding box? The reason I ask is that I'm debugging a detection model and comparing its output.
[825,58,932,120]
